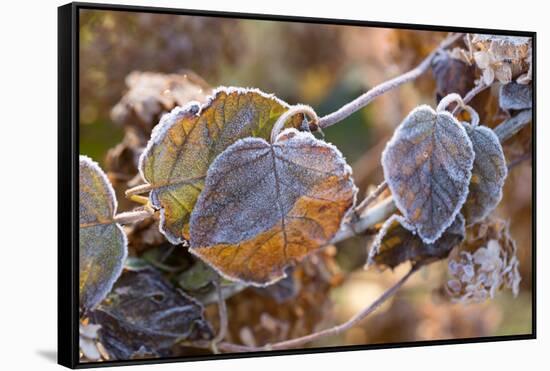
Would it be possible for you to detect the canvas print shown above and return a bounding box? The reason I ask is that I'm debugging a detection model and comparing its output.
[76,6,534,365]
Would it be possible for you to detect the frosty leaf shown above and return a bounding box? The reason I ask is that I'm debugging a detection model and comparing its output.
[367,214,465,269]
[462,124,508,225]
[79,156,127,312]
[381,105,474,243]
[89,268,213,360]
[139,87,304,244]
[499,82,532,111]
[190,128,356,286]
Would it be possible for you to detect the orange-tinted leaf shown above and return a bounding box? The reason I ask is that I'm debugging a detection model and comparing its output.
[190,128,356,286]
[367,213,465,269]
[80,156,127,312]
[139,87,304,244]
[462,124,508,225]
[382,105,474,243]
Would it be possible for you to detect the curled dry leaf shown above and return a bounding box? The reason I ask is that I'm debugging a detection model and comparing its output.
[462,123,508,225]
[190,128,356,286]
[367,214,465,269]
[381,105,474,243]
[139,87,304,244]
[79,156,127,312]
[89,268,213,360]
[111,71,211,132]
[431,51,476,102]
[499,82,533,111]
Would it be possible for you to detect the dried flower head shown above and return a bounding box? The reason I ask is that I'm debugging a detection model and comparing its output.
[449,34,532,85]
[445,219,521,303]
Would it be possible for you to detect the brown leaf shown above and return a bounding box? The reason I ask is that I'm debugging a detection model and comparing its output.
[190,128,356,286]
[367,213,465,269]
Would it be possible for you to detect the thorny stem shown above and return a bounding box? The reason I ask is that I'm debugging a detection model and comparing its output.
[210,277,229,354]
[271,104,319,143]
[189,265,419,353]
[317,32,463,129]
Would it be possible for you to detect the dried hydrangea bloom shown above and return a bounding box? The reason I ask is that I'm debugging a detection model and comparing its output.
[449,34,532,85]
[445,219,520,303]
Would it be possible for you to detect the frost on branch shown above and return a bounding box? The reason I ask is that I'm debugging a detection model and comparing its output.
[445,219,520,303]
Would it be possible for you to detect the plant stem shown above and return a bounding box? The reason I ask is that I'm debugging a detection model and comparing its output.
[271,104,318,143]
[125,183,153,197]
[210,277,229,354]
[494,109,532,142]
[188,265,418,353]
[452,82,489,115]
[354,181,388,216]
[113,209,153,225]
[318,32,463,129]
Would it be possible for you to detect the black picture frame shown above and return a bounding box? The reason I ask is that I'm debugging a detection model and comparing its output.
[58,2,537,369]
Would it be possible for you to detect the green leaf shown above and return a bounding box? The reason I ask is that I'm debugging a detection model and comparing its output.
[139,87,305,244]
[381,105,474,243]
[190,128,356,286]
[79,156,127,312]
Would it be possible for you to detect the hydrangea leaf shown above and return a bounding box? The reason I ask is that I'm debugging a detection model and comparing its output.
[79,156,127,312]
[367,213,465,269]
[381,105,474,243]
[462,124,508,225]
[189,128,356,286]
[139,87,304,244]
[499,82,532,111]
[89,268,213,359]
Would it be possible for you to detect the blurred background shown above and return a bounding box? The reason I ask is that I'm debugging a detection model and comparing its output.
[79,9,532,354]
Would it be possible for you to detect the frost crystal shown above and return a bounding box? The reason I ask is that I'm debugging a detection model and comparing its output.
[445,220,520,303]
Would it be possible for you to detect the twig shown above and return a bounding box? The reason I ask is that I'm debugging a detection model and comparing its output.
[210,277,229,354]
[271,104,318,143]
[125,183,154,197]
[494,109,532,142]
[452,82,490,115]
[354,181,388,216]
[508,151,532,170]
[113,209,153,225]
[318,33,463,129]
[332,196,397,244]
[188,265,418,352]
